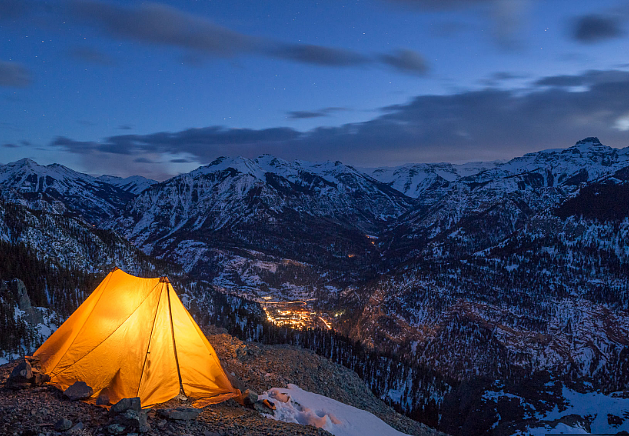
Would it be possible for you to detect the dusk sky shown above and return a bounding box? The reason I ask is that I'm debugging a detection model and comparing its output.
[2,0,629,179]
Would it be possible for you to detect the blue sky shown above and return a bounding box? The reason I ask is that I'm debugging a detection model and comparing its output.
[2,0,629,179]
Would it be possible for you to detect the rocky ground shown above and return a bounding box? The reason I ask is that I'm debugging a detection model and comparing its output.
[0,326,442,436]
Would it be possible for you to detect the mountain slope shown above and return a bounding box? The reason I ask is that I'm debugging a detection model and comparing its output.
[365,161,500,199]
[0,159,136,225]
[384,137,629,260]
[113,155,414,295]
[96,174,157,195]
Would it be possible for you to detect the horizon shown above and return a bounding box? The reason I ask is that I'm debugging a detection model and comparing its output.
[0,135,619,181]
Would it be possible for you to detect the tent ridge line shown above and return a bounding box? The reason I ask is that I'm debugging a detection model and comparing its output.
[135,282,165,398]
[49,271,116,376]
[52,281,163,378]
[167,284,185,396]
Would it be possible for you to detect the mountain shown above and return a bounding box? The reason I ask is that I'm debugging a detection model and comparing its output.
[0,159,136,225]
[0,199,165,275]
[112,155,414,298]
[334,139,629,432]
[365,161,501,199]
[384,137,629,260]
[96,174,157,195]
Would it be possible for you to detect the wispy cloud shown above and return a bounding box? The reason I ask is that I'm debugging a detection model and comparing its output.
[571,14,625,43]
[382,0,532,47]
[58,0,429,75]
[286,107,348,120]
[0,61,31,87]
[379,49,428,75]
[68,46,115,65]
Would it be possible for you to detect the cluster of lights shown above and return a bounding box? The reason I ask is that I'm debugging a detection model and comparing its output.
[262,300,331,330]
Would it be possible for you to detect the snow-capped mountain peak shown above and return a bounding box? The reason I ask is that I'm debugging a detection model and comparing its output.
[96,174,157,195]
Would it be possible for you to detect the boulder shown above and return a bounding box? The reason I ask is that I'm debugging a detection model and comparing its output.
[253,401,274,415]
[108,398,149,433]
[67,422,84,434]
[113,409,150,433]
[110,397,141,414]
[63,381,94,401]
[6,359,35,389]
[157,407,201,421]
[54,418,73,431]
[242,389,258,408]
[107,423,126,435]
[10,359,33,380]
[32,371,51,386]
[96,391,111,406]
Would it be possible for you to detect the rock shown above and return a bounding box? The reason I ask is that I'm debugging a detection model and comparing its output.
[157,407,202,421]
[54,418,73,431]
[68,422,84,434]
[64,381,94,400]
[243,389,258,407]
[6,359,35,389]
[32,371,51,386]
[10,359,33,380]
[253,401,273,415]
[109,407,150,433]
[110,397,141,415]
[96,391,110,406]
[107,423,126,435]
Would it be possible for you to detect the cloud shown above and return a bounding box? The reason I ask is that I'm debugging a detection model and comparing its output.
[270,44,369,67]
[478,71,528,86]
[67,0,255,56]
[379,49,428,75]
[383,0,530,47]
[2,143,19,148]
[286,107,347,120]
[384,0,494,9]
[535,69,629,87]
[57,0,427,75]
[0,0,32,20]
[571,14,624,43]
[118,124,133,130]
[46,69,629,171]
[133,157,154,163]
[68,46,115,65]
[0,61,31,87]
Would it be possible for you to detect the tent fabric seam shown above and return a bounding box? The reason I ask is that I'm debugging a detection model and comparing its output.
[51,281,162,378]
[167,285,185,396]
[135,282,165,397]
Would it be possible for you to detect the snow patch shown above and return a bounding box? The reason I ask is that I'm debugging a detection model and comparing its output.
[259,384,410,436]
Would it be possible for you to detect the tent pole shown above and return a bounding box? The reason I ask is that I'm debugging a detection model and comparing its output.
[167,283,185,397]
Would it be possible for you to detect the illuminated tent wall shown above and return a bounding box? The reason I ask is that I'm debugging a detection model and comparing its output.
[33,268,239,408]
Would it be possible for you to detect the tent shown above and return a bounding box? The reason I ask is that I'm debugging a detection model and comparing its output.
[33,268,239,408]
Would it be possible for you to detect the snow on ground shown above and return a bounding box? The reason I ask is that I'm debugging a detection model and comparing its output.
[520,422,589,435]
[515,386,629,435]
[259,384,410,436]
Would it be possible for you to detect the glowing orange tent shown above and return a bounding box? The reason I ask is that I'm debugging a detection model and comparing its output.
[33,268,239,408]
